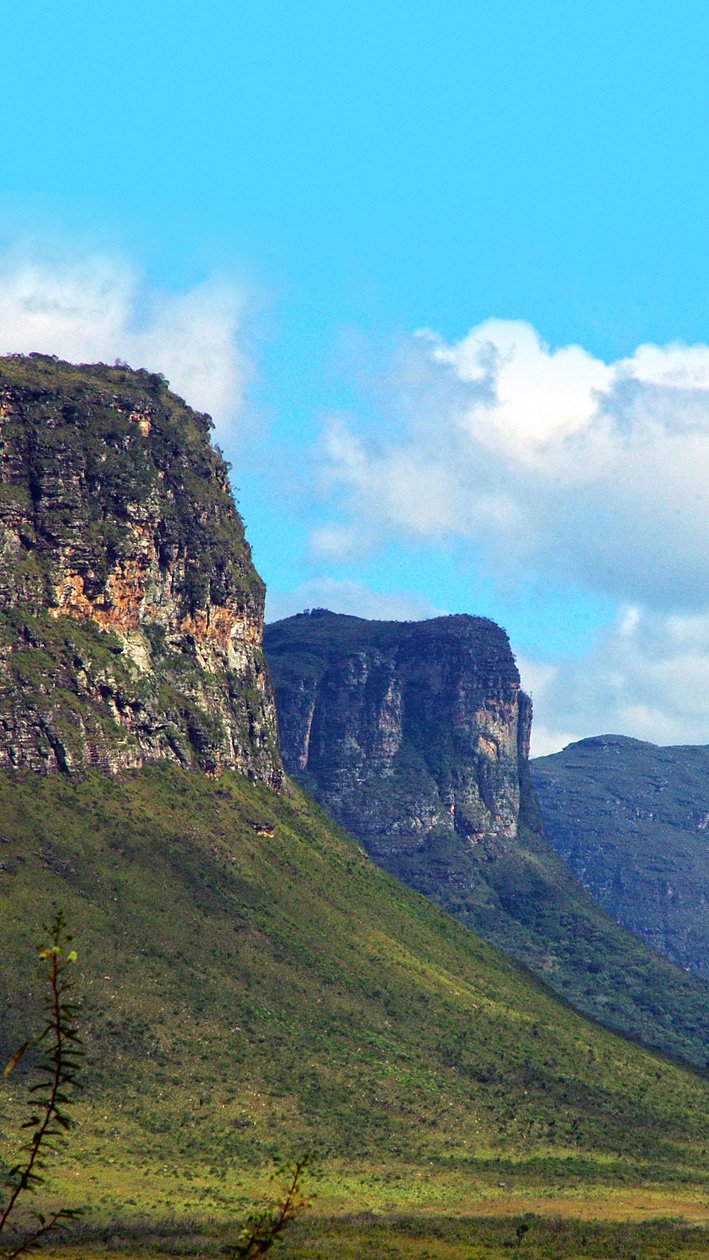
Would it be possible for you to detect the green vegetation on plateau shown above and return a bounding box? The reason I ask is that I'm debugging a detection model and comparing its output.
[0,766,707,1236]
[0,353,259,616]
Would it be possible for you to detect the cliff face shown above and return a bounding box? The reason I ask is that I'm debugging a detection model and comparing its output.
[0,354,282,785]
[265,610,533,855]
[532,736,709,981]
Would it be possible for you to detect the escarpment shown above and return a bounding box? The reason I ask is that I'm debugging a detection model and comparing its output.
[264,610,709,1066]
[265,609,533,854]
[0,354,282,785]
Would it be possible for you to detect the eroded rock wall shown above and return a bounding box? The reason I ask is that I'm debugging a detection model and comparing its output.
[532,736,709,980]
[0,354,282,785]
[264,610,531,853]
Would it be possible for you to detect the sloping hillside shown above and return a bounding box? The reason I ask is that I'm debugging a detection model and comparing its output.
[1,765,707,1224]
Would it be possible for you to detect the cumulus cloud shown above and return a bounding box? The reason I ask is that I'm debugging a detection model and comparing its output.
[317,319,709,612]
[265,577,441,625]
[0,248,251,444]
[522,606,709,756]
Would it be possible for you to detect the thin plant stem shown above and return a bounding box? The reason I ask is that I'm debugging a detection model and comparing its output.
[0,912,83,1257]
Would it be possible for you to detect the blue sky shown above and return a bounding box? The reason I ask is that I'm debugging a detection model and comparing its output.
[2,1,709,751]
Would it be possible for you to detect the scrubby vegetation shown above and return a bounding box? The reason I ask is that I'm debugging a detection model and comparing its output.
[0,353,260,616]
[0,765,707,1243]
[397,819,709,1068]
[20,1214,709,1260]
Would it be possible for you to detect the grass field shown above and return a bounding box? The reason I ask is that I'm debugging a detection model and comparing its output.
[33,1218,709,1260]
[1,766,707,1257]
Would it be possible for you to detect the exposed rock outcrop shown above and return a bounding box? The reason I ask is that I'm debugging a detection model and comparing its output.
[265,609,533,854]
[0,354,282,785]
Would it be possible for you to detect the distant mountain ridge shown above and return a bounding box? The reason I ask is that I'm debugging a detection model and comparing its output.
[265,610,709,1066]
[0,354,282,784]
[532,735,709,982]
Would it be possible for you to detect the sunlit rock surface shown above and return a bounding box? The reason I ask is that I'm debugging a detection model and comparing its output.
[0,354,282,784]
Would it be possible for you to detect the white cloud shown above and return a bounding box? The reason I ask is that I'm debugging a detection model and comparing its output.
[314,320,709,749]
[0,248,251,444]
[521,606,709,756]
[428,319,612,450]
[309,521,372,563]
[265,577,441,625]
[317,319,709,612]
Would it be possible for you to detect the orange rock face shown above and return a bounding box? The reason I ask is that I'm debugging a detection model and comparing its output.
[0,355,282,785]
[50,564,147,633]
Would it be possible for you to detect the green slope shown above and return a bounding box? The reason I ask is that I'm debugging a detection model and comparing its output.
[388,816,709,1069]
[0,766,707,1222]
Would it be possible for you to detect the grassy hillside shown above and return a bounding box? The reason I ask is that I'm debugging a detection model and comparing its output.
[0,766,707,1234]
[390,817,709,1069]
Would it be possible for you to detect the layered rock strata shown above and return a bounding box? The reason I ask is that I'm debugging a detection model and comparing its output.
[0,354,282,785]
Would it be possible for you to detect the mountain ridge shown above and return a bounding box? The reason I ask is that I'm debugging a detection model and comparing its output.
[0,357,707,1230]
[532,735,709,982]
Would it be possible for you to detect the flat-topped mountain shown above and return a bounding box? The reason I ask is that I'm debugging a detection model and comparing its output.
[265,610,709,1065]
[0,354,282,784]
[265,608,533,854]
[532,735,709,981]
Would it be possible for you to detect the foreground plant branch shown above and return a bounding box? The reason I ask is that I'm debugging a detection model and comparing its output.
[0,911,83,1257]
[229,1156,311,1259]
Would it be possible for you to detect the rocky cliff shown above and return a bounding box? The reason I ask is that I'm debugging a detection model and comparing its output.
[265,609,533,856]
[264,610,709,1065]
[0,354,282,785]
[532,735,709,981]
